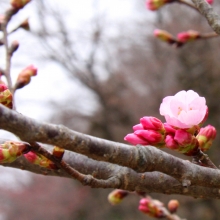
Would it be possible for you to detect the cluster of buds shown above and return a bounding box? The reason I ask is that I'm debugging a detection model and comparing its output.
[124,117,165,148]
[139,197,166,218]
[0,141,30,163]
[154,29,202,46]
[125,90,217,156]
[14,65,37,90]
[146,0,176,11]
[24,151,57,169]
[108,189,129,205]
[10,0,31,10]
[0,84,13,109]
[139,197,180,218]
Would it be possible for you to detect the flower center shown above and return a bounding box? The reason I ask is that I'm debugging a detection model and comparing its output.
[178,107,182,115]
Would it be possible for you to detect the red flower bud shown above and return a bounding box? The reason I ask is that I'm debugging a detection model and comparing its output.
[177,30,200,43]
[140,117,165,132]
[139,197,166,218]
[135,130,164,145]
[124,133,150,145]
[196,125,217,151]
[15,65,37,90]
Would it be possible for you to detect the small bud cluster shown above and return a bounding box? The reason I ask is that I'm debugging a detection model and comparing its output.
[14,65,38,90]
[139,197,180,218]
[153,29,201,46]
[125,90,216,155]
[139,197,166,218]
[0,84,13,109]
[0,141,30,163]
[124,117,165,147]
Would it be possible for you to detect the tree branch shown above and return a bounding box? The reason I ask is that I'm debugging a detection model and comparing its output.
[0,104,220,191]
[3,149,220,199]
[191,0,220,34]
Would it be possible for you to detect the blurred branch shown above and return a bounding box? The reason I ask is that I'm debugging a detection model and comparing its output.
[192,0,220,35]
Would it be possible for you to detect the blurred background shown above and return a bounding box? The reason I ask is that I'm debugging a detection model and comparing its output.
[0,0,220,219]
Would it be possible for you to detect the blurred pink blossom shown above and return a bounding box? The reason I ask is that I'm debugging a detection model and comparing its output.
[160,90,207,129]
[206,0,213,4]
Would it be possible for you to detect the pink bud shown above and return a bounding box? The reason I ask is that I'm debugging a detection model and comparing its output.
[15,65,37,89]
[206,0,213,4]
[165,135,179,150]
[164,123,176,134]
[139,198,166,218]
[140,117,164,132]
[138,198,151,213]
[133,123,144,131]
[174,129,199,155]
[177,30,200,43]
[124,133,150,145]
[135,130,164,145]
[174,129,193,146]
[196,125,217,151]
[0,84,8,92]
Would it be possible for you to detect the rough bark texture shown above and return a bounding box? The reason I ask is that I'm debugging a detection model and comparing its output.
[0,105,220,199]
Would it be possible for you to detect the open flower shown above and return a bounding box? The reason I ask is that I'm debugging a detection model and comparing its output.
[160,90,207,129]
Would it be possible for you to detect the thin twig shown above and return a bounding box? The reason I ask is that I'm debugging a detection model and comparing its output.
[192,149,218,169]
[2,22,13,91]
[30,142,121,188]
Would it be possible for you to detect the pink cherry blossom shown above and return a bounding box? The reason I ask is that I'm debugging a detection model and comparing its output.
[160,90,207,128]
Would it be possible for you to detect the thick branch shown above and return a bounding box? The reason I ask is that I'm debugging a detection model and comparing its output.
[0,105,220,190]
[3,150,220,199]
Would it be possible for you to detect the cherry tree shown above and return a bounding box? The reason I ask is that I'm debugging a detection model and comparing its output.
[0,0,220,219]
